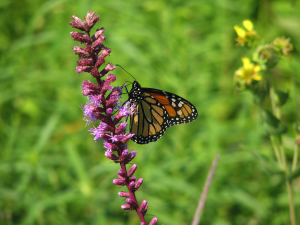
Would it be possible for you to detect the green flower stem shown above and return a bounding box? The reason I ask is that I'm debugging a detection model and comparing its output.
[267,71,283,168]
[291,72,299,171]
[292,144,298,171]
[267,70,296,225]
[286,180,296,225]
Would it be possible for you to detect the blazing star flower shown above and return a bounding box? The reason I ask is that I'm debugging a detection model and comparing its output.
[70,11,156,224]
[89,94,102,106]
[235,57,262,84]
[83,104,99,122]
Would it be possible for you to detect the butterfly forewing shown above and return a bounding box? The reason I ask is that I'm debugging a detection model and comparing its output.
[128,81,198,144]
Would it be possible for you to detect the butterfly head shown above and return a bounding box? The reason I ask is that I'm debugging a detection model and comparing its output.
[128,81,143,103]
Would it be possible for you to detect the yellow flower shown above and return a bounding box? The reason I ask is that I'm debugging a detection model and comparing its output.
[235,57,262,84]
[243,20,253,31]
[234,25,246,39]
[234,20,257,47]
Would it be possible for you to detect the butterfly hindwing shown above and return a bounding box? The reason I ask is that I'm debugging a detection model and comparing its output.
[128,81,198,144]
[130,92,170,144]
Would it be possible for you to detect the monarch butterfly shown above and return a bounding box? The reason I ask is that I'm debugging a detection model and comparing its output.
[128,81,198,144]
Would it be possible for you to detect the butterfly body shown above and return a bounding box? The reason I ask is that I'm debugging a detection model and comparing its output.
[128,81,198,144]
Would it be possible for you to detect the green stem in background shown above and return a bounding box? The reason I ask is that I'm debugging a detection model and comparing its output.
[286,180,296,225]
[291,71,299,171]
[292,144,298,171]
[267,70,296,225]
[267,70,283,168]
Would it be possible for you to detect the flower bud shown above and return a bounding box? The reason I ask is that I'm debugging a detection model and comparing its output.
[115,122,127,134]
[121,204,131,210]
[105,63,116,71]
[104,151,119,161]
[149,217,158,225]
[128,181,135,191]
[73,46,92,58]
[140,200,147,212]
[113,179,126,186]
[126,198,137,208]
[86,10,100,28]
[77,58,94,66]
[124,150,138,163]
[119,149,128,161]
[128,164,137,177]
[70,15,86,31]
[100,47,111,58]
[106,108,113,115]
[135,178,143,189]
[70,32,91,43]
[76,66,92,74]
[90,67,100,77]
[121,133,135,144]
[92,36,106,49]
[118,192,131,197]
[95,28,105,39]
[118,170,127,180]
[122,149,128,156]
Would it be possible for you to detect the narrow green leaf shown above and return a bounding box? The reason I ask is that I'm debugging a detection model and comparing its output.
[246,149,284,175]
[261,109,288,135]
[274,90,289,107]
[288,166,300,181]
[251,88,266,105]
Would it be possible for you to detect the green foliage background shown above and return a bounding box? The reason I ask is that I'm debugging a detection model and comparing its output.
[1,0,300,224]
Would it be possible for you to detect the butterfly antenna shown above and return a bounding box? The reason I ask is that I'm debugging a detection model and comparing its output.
[116,64,136,81]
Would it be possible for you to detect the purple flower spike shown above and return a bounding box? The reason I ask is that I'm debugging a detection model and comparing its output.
[70,11,156,224]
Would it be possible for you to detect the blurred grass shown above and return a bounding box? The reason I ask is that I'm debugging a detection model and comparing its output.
[1,0,300,224]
